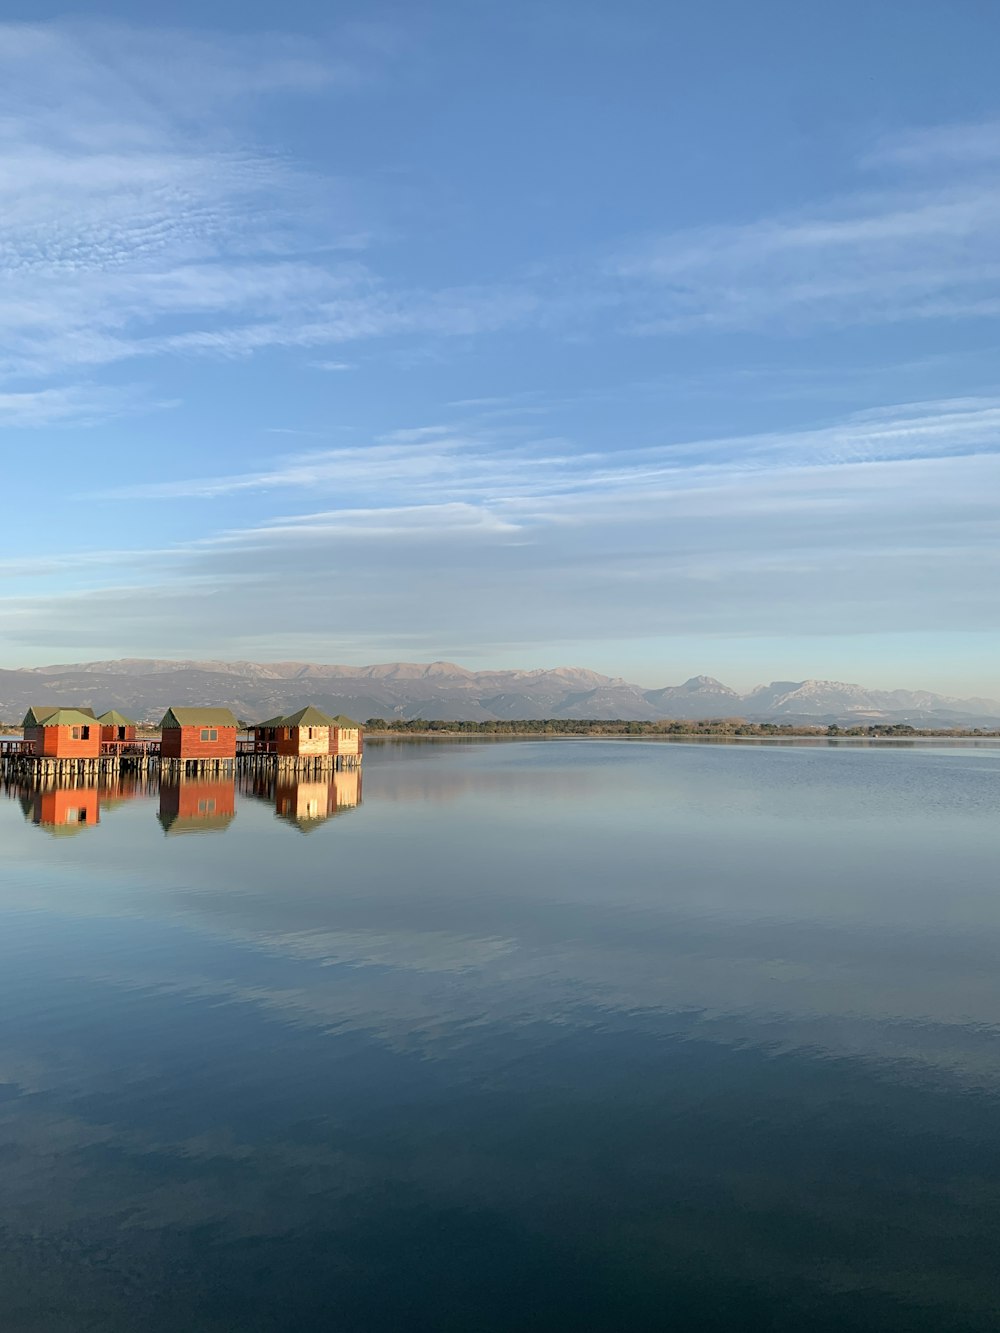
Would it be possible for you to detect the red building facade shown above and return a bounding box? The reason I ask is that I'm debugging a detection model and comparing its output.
[22,707,101,759]
[160,707,239,761]
[98,709,137,745]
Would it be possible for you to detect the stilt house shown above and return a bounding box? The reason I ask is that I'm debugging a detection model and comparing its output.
[330,715,363,760]
[98,710,137,744]
[22,706,101,759]
[251,707,363,761]
[252,705,336,758]
[160,707,239,762]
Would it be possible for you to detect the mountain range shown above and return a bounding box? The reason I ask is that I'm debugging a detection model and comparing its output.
[1,659,998,728]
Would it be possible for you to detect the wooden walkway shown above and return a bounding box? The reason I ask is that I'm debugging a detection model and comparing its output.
[0,739,362,781]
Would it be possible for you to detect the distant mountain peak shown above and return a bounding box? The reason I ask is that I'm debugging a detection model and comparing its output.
[1,659,997,727]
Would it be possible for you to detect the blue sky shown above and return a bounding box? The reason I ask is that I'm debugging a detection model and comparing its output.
[2,0,999,694]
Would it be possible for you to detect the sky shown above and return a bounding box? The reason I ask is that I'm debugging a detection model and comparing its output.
[1,0,999,695]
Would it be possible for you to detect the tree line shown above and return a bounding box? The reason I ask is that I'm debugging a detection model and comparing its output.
[363,718,1000,738]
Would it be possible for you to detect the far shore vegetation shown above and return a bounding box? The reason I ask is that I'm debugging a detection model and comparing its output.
[360,718,1000,738]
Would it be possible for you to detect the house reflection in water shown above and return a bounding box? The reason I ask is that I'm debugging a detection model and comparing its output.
[13,770,151,836]
[158,775,236,835]
[20,783,101,836]
[264,769,361,833]
[274,769,362,832]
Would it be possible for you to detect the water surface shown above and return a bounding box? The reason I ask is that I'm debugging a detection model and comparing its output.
[1,740,999,1331]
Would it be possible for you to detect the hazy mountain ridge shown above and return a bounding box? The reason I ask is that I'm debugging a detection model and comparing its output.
[2,660,998,727]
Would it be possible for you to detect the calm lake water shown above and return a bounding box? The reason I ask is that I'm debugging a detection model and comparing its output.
[1,739,999,1331]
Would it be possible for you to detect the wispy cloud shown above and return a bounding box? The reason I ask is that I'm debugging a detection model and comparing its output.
[607,121,1000,334]
[3,394,993,661]
[0,383,172,428]
[862,121,1000,170]
[611,185,1000,333]
[5,18,1000,428]
[0,21,409,415]
[101,396,1000,504]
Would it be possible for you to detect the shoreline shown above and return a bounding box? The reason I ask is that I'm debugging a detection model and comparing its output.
[364,731,1000,745]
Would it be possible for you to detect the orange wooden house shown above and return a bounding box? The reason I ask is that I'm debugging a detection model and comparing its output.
[160,707,239,762]
[98,709,137,744]
[22,706,101,759]
[252,705,336,757]
[158,775,236,834]
[251,707,363,760]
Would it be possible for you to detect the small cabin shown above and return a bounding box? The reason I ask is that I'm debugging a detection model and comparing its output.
[160,707,239,762]
[98,709,137,745]
[252,705,338,758]
[158,776,236,834]
[252,713,287,754]
[331,714,363,759]
[22,706,101,759]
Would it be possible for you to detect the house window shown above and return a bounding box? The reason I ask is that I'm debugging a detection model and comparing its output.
[81,726,90,739]
[118,727,126,741]
[71,727,80,739]
[200,728,218,742]
[307,727,314,739]
[197,799,217,814]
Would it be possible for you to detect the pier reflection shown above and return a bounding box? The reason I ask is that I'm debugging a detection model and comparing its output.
[2,767,360,838]
[158,774,236,836]
[241,768,362,832]
[8,770,154,835]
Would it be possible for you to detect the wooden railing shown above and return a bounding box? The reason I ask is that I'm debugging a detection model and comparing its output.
[237,740,275,754]
[100,740,160,757]
[0,739,34,757]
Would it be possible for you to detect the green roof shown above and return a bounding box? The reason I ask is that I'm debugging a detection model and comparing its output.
[97,709,136,727]
[22,707,100,728]
[330,714,361,728]
[23,705,97,726]
[158,812,236,835]
[281,705,337,728]
[276,810,342,834]
[41,822,96,839]
[160,707,239,729]
[252,706,357,729]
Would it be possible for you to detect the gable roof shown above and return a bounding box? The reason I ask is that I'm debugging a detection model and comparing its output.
[160,707,239,729]
[22,707,99,728]
[330,714,361,728]
[281,705,337,728]
[251,706,354,730]
[97,709,137,727]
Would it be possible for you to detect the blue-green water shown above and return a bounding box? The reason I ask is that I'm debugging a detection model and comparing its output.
[1,739,999,1331]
